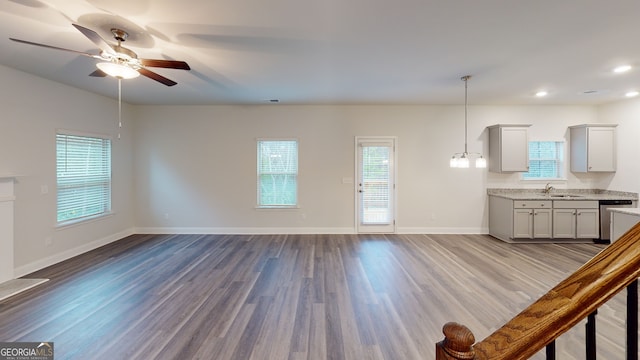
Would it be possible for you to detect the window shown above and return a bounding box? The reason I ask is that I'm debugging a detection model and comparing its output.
[522,141,564,180]
[56,132,112,224]
[257,139,298,208]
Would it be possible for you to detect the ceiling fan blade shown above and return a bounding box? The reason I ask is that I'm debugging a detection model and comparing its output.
[72,24,116,56]
[9,38,102,59]
[138,68,177,86]
[140,59,191,70]
[89,69,107,77]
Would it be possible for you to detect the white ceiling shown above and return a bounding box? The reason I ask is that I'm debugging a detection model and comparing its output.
[1,0,639,105]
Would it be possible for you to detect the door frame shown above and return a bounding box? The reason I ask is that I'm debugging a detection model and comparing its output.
[354,136,397,233]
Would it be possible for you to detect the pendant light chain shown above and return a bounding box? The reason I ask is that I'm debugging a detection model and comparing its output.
[463,75,469,154]
[118,78,122,140]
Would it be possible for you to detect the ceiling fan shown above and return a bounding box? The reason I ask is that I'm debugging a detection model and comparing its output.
[9,24,190,86]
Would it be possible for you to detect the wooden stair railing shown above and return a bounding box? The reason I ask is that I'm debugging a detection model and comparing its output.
[436,221,640,360]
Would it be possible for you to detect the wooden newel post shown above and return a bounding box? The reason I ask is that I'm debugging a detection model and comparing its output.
[435,322,476,360]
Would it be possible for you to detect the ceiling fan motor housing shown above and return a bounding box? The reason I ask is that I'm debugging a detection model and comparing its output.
[111,28,129,42]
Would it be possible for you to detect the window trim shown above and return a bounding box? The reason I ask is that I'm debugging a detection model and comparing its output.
[256,138,299,209]
[56,129,112,227]
[521,139,567,182]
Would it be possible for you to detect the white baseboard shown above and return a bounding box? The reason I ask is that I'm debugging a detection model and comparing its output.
[134,226,357,235]
[14,228,136,278]
[397,227,489,234]
[135,226,489,235]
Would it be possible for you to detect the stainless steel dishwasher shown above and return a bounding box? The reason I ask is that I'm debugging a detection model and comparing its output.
[599,199,635,242]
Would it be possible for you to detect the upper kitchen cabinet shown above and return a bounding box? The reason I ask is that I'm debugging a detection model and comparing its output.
[488,124,531,173]
[569,124,617,173]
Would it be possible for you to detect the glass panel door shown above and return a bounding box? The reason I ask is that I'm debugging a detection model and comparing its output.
[357,137,396,233]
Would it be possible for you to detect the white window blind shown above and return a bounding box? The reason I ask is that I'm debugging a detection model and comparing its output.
[56,132,112,224]
[523,141,564,180]
[257,140,298,207]
[360,144,391,224]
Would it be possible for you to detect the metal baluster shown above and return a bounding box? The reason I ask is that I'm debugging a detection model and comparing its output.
[586,310,597,360]
[546,340,556,360]
[628,279,638,360]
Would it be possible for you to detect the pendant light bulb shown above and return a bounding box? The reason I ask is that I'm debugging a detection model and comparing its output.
[476,156,487,168]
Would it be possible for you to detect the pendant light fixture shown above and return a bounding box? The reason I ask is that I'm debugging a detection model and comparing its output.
[450,75,486,168]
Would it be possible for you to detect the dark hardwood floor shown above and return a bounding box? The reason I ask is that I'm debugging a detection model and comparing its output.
[0,233,631,359]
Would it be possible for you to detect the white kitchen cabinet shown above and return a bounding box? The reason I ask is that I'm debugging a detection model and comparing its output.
[513,206,552,239]
[488,124,531,173]
[533,208,553,238]
[576,208,599,238]
[552,208,575,238]
[569,124,617,173]
[490,196,552,241]
[513,208,534,238]
[610,209,640,243]
[489,197,552,241]
[552,200,599,239]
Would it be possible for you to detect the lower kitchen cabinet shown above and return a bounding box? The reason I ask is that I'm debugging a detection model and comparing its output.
[489,196,553,242]
[552,209,576,238]
[552,201,599,239]
[514,208,552,238]
[489,196,601,242]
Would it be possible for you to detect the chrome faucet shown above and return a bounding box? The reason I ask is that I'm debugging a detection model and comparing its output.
[544,183,554,194]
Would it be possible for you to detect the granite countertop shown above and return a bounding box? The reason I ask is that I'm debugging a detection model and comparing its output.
[487,188,639,201]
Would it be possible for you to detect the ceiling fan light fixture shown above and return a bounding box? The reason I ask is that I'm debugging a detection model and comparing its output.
[96,62,139,79]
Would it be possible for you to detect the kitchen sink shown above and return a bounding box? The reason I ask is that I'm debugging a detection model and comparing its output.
[549,194,583,198]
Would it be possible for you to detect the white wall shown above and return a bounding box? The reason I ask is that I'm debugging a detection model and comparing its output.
[0,65,135,275]
[5,62,640,275]
[598,98,640,194]
[133,103,623,234]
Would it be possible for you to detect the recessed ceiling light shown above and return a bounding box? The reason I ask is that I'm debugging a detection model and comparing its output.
[535,90,548,97]
[613,65,632,73]
[625,91,639,97]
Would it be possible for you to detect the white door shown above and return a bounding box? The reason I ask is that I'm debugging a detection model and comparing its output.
[356,137,396,233]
